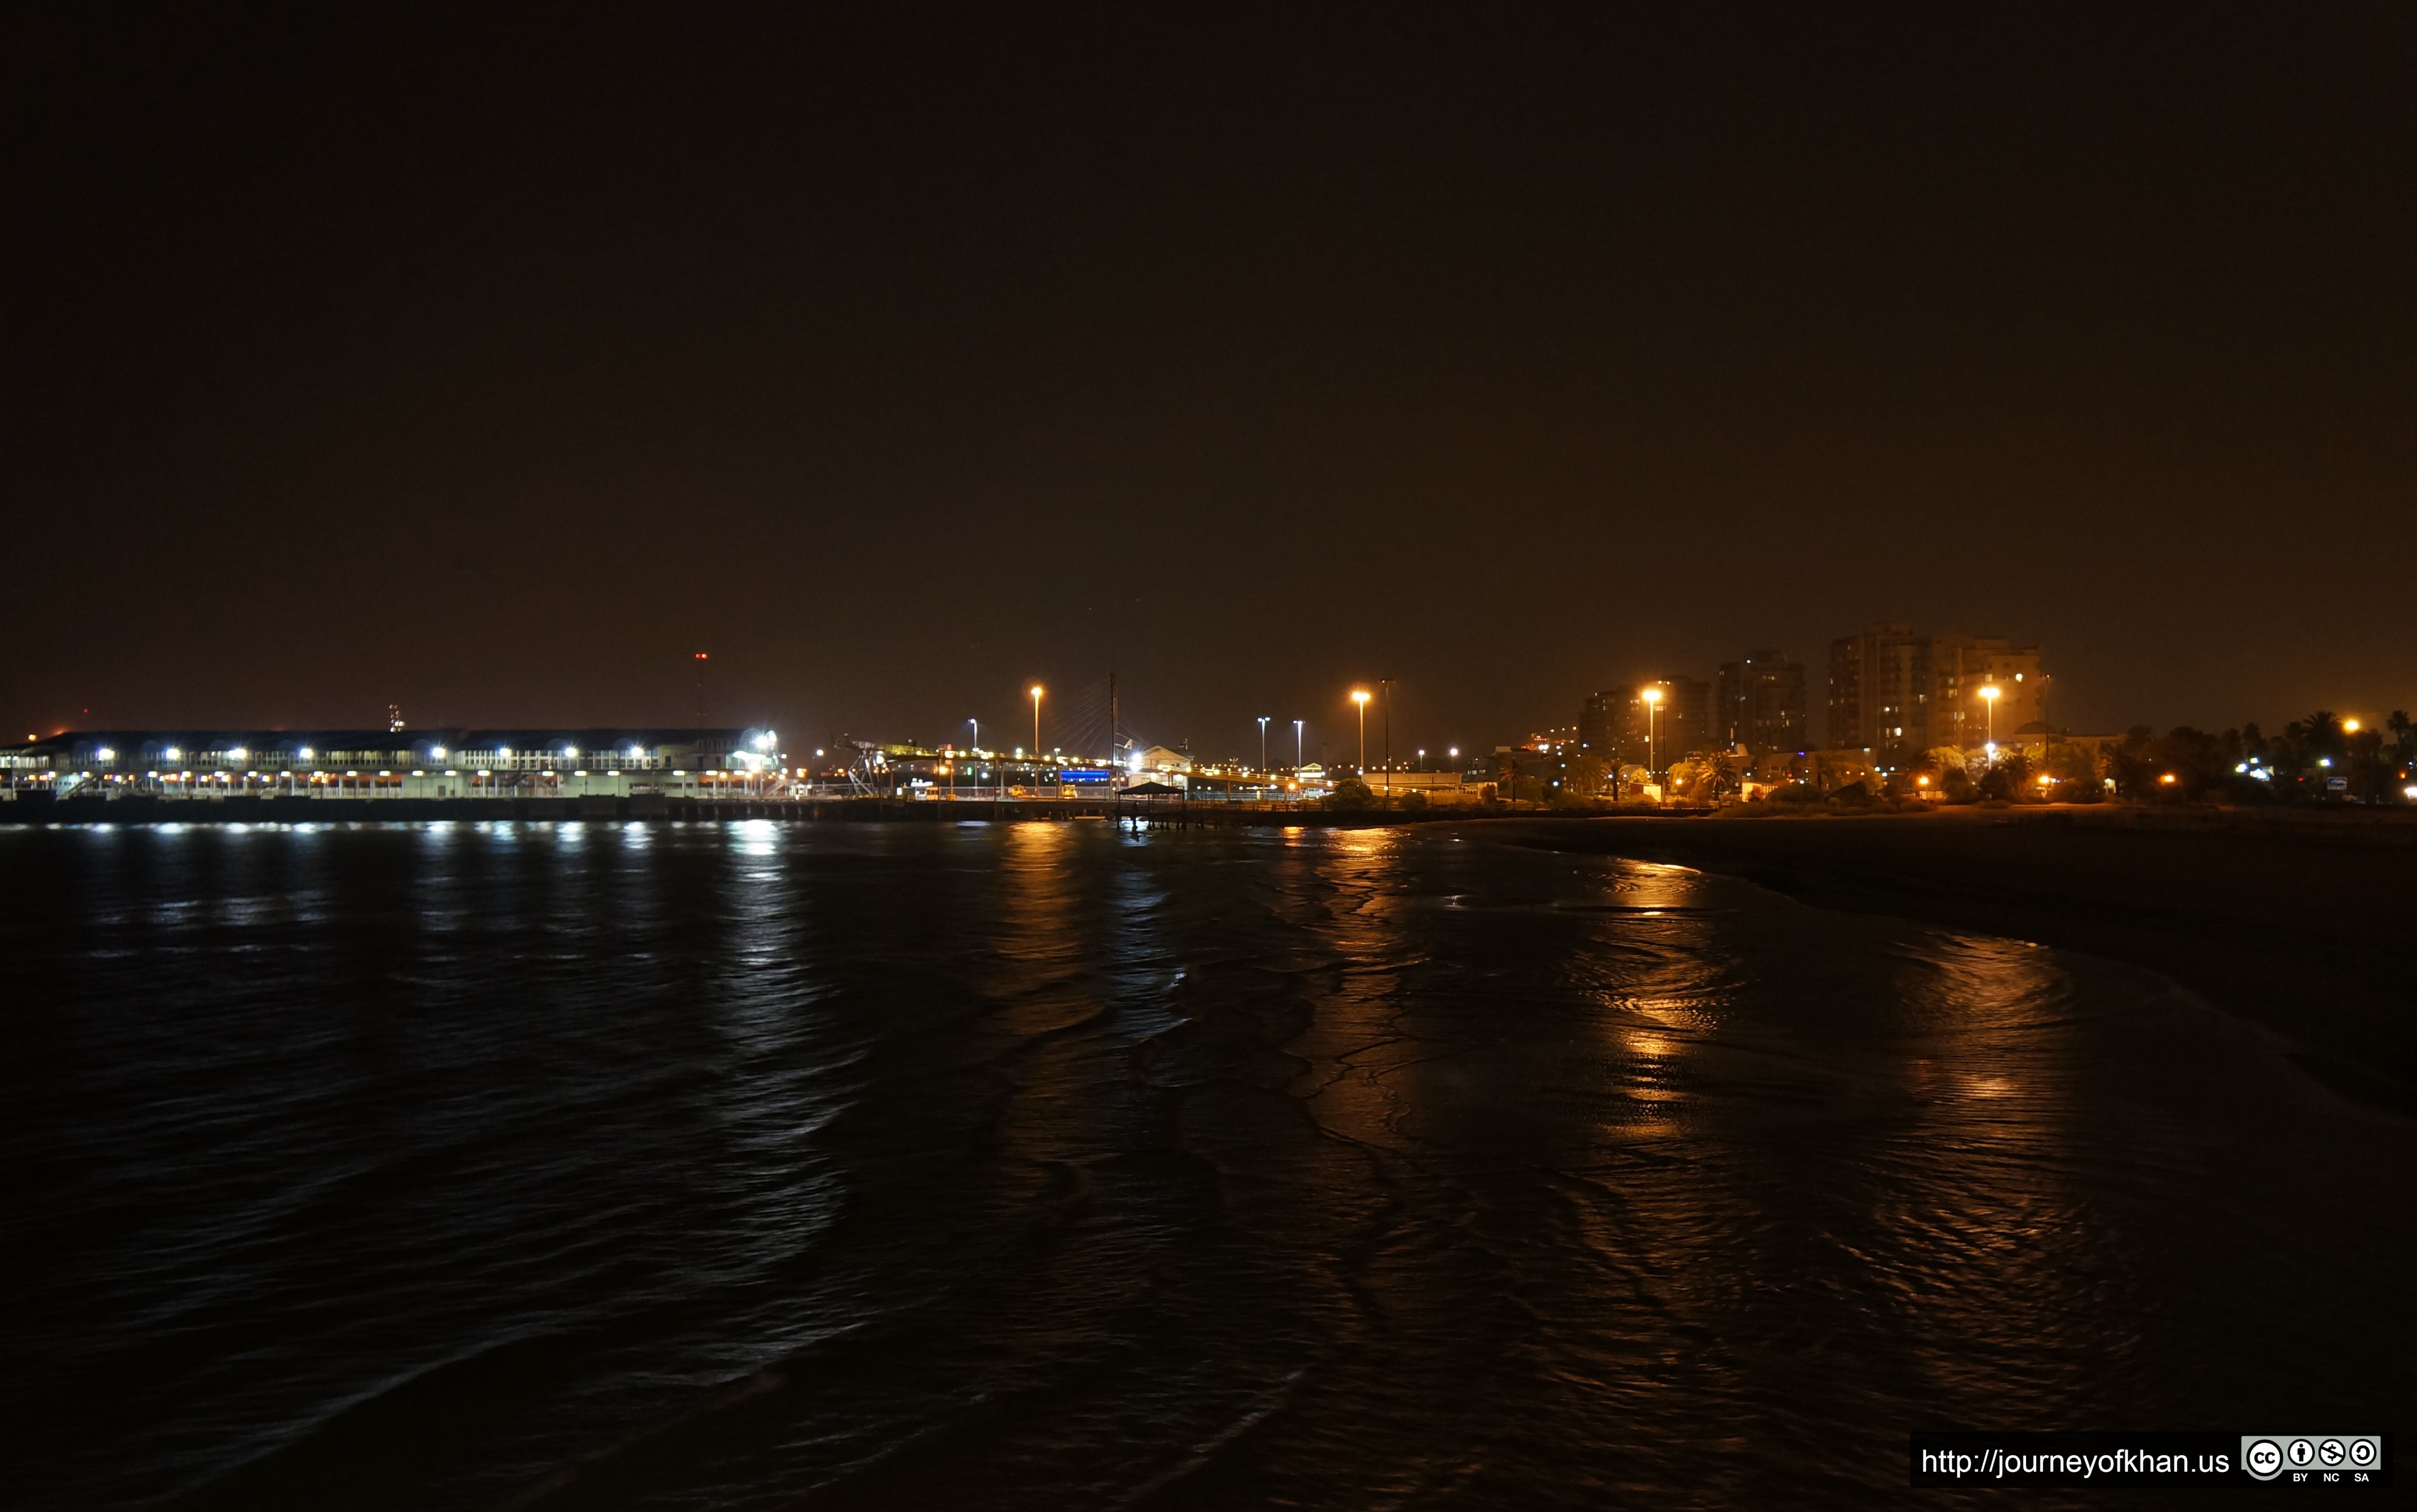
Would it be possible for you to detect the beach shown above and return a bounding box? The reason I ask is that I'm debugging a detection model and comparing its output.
[1514,807,2417,1115]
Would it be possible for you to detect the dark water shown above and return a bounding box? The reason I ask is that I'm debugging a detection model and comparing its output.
[2,818,2405,1508]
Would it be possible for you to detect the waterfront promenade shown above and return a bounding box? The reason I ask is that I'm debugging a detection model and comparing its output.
[0,791,1357,825]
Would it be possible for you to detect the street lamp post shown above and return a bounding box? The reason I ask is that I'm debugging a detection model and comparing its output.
[1642,686,1664,797]
[1294,719,1304,770]
[1979,683,2000,751]
[1258,716,1270,780]
[1379,679,1392,796]
[1031,686,1045,795]
[1351,690,1371,775]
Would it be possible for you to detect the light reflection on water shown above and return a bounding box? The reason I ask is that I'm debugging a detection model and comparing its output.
[0,819,2402,1510]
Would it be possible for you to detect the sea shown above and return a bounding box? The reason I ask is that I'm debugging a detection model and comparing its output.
[2,817,2406,1508]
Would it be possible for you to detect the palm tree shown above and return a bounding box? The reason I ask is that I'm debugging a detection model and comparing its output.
[2302,712,2346,765]
[1564,753,1610,800]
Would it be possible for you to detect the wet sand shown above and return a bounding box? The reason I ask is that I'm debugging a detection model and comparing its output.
[1513,807,2417,1115]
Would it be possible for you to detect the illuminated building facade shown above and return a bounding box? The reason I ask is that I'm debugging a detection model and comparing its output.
[1,728,787,800]
[1827,624,2046,750]
[1828,622,1929,750]
[1715,651,1808,753]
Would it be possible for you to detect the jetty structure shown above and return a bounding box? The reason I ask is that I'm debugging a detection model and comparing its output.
[3,728,790,803]
[0,726,1336,820]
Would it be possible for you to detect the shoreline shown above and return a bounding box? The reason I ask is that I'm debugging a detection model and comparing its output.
[1504,809,2417,1117]
[10,796,2410,1111]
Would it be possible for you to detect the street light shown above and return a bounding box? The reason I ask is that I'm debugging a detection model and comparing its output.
[1030,686,1044,761]
[1257,716,1269,777]
[1294,719,1305,770]
[1641,687,1663,788]
[1351,690,1372,774]
[1979,683,2001,747]
[1378,679,1393,794]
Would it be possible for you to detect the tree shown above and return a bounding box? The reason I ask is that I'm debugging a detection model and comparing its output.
[1564,753,1610,801]
[1327,777,1373,811]
[2161,727,2225,799]
[1976,749,2032,800]
[2108,726,2163,799]
[2037,741,2101,802]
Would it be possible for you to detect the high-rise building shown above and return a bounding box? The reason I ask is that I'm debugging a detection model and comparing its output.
[1578,690,1627,762]
[1926,634,2044,749]
[1580,679,1708,768]
[1716,652,1808,753]
[1828,622,1930,749]
[1826,638,1861,749]
[1827,623,2045,750]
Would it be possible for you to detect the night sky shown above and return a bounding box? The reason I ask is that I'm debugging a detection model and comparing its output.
[6,7,2412,760]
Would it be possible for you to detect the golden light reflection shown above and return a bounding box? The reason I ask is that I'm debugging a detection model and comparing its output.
[1286,825,1420,1149]
[1627,995,1722,1034]
[992,821,1085,998]
[1887,933,2094,1401]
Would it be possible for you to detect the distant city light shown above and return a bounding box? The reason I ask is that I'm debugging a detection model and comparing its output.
[299,747,313,760]
[2319,758,2333,768]
[2159,773,2178,785]
[164,747,181,761]
[431,746,447,760]
[563,746,578,758]
[95,747,115,761]
[2405,785,2417,800]
[630,745,644,758]
[2344,718,2362,733]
